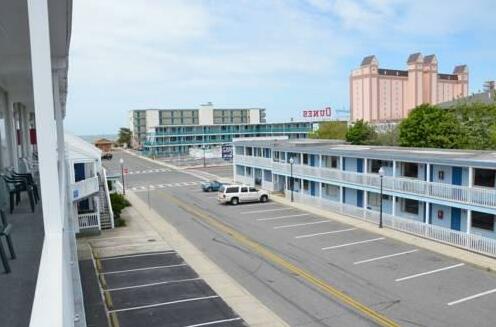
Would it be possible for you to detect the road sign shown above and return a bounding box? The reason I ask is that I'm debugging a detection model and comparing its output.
[124,168,128,174]
[222,144,233,161]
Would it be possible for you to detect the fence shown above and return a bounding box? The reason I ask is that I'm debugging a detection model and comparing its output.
[288,192,496,258]
[77,212,100,230]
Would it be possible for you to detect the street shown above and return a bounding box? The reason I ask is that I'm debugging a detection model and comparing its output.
[104,150,496,327]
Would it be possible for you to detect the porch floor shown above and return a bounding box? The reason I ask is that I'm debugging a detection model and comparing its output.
[0,194,44,327]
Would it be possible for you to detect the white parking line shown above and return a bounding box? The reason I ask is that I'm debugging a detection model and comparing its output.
[447,288,496,306]
[274,220,330,229]
[295,228,357,239]
[257,214,309,221]
[107,278,202,292]
[353,249,418,265]
[395,263,465,282]
[184,318,242,327]
[241,208,293,214]
[108,295,220,313]
[322,237,385,250]
[101,263,187,275]
[100,251,176,261]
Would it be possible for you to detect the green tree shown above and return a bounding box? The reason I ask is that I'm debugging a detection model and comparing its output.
[345,120,376,145]
[117,127,132,148]
[309,121,347,140]
[374,125,400,146]
[450,102,496,150]
[399,104,464,148]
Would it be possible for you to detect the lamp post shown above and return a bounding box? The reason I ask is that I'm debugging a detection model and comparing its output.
[120,158,126,195]
[378,166,385,228]
[289,157,294,202]
[202,145,206,168]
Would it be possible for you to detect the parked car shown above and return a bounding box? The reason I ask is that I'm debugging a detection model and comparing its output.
[201,180,224,192]
[218,185,269,205]
[101,152,113,160]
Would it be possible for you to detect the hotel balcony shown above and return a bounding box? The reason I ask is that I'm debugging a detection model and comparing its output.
[234,155,496,210]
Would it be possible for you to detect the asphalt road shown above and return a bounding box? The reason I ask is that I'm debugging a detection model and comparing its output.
[103,150,496,327]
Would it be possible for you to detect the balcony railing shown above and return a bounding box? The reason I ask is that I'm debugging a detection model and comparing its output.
[147,127,311,137]
[289,192,496,258]
[77,212,101,230]
[235,155,496,209]
[71,176,99,201]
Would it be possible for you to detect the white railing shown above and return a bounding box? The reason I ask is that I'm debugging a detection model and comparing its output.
[77,212,101,230]
[236,155,496,209]
[71,175,99,201]
[102,168,115,228]
[287,192,496,258]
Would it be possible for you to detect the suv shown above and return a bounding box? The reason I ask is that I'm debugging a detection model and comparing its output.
[218,185,269,205]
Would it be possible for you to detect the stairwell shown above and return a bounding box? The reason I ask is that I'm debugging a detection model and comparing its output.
[98,179,113,230]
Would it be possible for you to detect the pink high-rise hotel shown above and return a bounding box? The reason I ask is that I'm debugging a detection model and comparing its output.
[350,53,469,122]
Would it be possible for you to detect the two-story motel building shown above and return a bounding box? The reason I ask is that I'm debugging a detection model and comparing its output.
[233,138,496,255]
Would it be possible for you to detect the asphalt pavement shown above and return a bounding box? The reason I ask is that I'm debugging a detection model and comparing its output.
[103,150,496,327]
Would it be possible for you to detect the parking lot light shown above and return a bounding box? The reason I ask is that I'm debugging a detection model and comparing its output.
[202,145,206,168]
[120,157,126,195]
[378,166,385,228]
[289,157,294,202]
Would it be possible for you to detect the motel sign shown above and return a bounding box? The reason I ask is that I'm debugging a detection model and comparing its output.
[302,107,331,119]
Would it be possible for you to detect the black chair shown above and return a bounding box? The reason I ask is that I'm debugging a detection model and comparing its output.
[0,179,15,273]
[8,169,39,203]
[1,174,35,213]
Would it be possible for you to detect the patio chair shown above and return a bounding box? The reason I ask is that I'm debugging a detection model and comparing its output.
[0,179,15,273]
[1,174,35,213]
[7,168,39,203]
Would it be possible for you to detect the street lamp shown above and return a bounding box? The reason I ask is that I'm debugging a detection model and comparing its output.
[289,157,294,202]
[202,145,206,168]
[378,166,385,228]
[120,158,126,195]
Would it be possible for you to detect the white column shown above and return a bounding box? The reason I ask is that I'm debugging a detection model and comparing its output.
[363,190,368,217]
[392,160,397,177]
[339,186,344,203]
[468,167,473,187]
[340,156,344,170]
[4,96,18,169]
[467,210,472,234]
[52,70,67,200]
[363,158,368,174]
[426,163,431,182]
[425,202,430,224]
[27,0,65,326]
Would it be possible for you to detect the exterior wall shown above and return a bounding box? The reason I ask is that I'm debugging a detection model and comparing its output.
[350,54,469,123]
[145,110,159,131]
[249,109,260,124]
[199,103,214,125]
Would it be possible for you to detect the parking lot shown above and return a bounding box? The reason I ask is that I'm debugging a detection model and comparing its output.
[97,251,246,327]
[171,184,496,327]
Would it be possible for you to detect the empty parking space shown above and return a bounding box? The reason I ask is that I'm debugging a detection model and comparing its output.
[95,251,246,327]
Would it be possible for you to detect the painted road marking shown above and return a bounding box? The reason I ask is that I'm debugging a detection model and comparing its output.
[101,263,188,275]
[241,208,293,214]
[274,220,330,229]
[162,192,400,327]
[106,277,202,292]
[353,250,418,265]
[108,295,220,313]
[257,213,310,221]
[100,251,176,261]
[395,263,465,282]
[322,237,385,250]
[184,318,242,327]
[295,228,357,239]
[131,182,198,192]
[447,288,496,306]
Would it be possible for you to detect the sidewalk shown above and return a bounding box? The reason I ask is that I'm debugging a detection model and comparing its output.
[79,190,289,327]
[271,194,496,272]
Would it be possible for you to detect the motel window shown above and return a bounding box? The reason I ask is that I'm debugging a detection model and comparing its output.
[236,165,245,176]
[303,179,309,191]
[403,199,419,215]
[254,147,262,157]
[472,212,495,231]
[245,147,253,156]
[403,163,418,178]
[302,154,309,165]
[264,170,272,182]
[263,148,271,158]
[246,167,252,177]
[323,155,338,169]
[323,184,339,198]
[474,169,496,188]
[370,160,392,173]
[273,151,280,162]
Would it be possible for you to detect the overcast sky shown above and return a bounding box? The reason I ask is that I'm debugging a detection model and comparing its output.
[65,0,496,135]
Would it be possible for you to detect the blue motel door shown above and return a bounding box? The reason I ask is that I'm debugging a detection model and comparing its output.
[357,190,363,207]
[451,208,461,231]
[357,159,363,173]
[310,181,316,196]
[452,167,462,185]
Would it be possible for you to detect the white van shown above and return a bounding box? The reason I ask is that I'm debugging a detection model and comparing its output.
[218,184,269,205]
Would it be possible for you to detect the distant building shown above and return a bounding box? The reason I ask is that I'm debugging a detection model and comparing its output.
[350,53,469,122]
[94,138,113,152]
[438,90,496,109]
[129,103,315,157]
